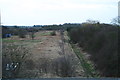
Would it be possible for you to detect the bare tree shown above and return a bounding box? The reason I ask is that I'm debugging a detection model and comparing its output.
[86,19,100,24]
[111,16,120,26]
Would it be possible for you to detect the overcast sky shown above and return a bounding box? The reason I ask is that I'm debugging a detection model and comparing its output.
[0,0,119,26]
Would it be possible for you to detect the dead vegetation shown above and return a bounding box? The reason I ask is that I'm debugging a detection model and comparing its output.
[2,43,31,78]
[2,30,85,78]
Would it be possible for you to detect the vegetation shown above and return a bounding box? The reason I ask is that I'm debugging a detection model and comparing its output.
[67,23,119,77]
[29,32,35,40]
[2,43,30,78]
[18,28,27,38]
[71,43,98,77]
[2,21,119,78]
[50,31,56,36]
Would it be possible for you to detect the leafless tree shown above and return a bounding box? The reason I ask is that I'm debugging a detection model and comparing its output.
[111,16,120,26]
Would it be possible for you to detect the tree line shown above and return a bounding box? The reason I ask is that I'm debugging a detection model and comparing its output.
[67,23,119,77]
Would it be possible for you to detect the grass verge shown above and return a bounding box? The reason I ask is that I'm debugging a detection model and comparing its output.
[70,43,99,77]
[65,31,99,77]
[39,32,51,36]
[2,39,20,43]
[2,39,41,43]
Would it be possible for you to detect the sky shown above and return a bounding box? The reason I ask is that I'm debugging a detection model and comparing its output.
[0,0,119,26]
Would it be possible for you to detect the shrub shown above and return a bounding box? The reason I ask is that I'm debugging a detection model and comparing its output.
[18,29,27,38]
[29,32,35,40]
[50,31,56,36]
[67,24,119,77]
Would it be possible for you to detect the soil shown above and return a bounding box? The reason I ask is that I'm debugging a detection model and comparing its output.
[3,31,86,78]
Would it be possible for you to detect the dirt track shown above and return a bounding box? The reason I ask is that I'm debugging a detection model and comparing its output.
[18,31,85,78]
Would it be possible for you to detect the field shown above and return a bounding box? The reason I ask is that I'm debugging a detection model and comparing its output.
[2,23,119,78]
[2,30,86,78]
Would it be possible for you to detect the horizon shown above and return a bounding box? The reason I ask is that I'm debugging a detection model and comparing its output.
[1,22,113,27]
[0,0,118,26]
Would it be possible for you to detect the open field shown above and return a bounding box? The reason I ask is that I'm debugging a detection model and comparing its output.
[2,23,119,78]
[2,30,85,78]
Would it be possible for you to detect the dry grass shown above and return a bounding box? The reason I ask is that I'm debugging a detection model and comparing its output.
[2,43,31,78]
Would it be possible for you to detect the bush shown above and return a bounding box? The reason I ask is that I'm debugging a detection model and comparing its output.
[50,31,56,36]
[67,24,119,77]
[29,32,35,40]
[18,29,27,38]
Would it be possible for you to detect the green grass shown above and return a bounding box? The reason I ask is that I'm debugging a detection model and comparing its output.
[70,43,99,77]
[23,40,41,42]
[2,38,41,42]
[39,32,52,36]
[66,32,99,77]
[2,39,20,43]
